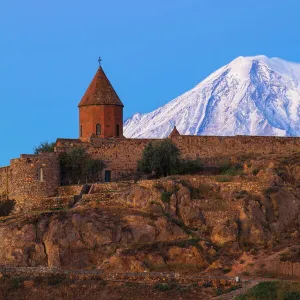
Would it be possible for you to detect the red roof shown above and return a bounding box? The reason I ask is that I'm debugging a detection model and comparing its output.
[169,126,181,137]
[78,67,124,107]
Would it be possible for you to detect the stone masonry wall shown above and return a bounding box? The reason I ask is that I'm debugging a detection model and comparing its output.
[172,135,300,159]
[9,153,60,201]
[3,134,299,202]
[86,138,153,181]
[58,185,84,196]
[56,135,300,182]
[279,261,300,277]
[0,166,10,197]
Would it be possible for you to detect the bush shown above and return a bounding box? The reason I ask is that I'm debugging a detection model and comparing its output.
[235,281,300,300]
[47,275,66,286]
[161,191,172,203]
[138,139,202,177]
[252,168,260,176]
[216,175,233,182]
[9,276,25,289]
[219,160,243,176]
[60,148,106,184]
[138,140,181,177]
[153,283,173,292]
[34,141,55,154]
[223,267,231,274]
[0,200,15,216]
[178,159,203,174]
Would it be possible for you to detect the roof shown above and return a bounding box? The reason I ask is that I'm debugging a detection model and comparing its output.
[169,126,181,137]
[78,67,124,107]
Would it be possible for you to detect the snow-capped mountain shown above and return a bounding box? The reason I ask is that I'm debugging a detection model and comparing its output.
[124,55,300,138]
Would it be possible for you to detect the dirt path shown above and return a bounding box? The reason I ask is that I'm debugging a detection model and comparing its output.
[214,277,281,300]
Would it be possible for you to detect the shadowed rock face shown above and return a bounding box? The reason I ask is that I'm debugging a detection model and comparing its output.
[0,153,299,273]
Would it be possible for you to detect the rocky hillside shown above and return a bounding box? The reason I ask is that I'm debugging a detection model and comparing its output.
[124,55,300,138]
[0,152,300,276]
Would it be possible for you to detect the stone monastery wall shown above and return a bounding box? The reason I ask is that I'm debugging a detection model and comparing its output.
[56,135,300,182]
[0,166,10,197]
[1,134,300,201]
[9,153,60,201]
[0,153,60,201]
[55,137,158,181]
[172,135,300,159]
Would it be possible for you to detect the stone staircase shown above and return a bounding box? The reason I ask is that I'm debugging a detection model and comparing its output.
[76,181,134,206]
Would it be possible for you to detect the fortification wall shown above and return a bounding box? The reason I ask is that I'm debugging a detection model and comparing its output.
[55,135,300,182]
[87,138,153,181]
[172,135,300,159]
[9,153,60,201]
[0,166,10,197]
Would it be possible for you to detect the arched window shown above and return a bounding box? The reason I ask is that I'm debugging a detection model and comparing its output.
[80,125,83,137]
[38,168,44,182]
[96,123,101,135]
[116,124,120,137]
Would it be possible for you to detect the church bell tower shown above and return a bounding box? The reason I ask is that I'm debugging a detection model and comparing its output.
[78,58,124,139]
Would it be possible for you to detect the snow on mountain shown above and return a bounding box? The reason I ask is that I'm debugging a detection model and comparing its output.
[124,55,300,138]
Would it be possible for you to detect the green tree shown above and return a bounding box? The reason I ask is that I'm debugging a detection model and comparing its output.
[83,159,106,183]
[60,147,106,184]
[138,139,181,177]
[138,139,202,178]
[34,141,55,154]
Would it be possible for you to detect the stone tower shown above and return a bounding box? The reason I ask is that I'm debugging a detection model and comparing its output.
[78,65,124,139]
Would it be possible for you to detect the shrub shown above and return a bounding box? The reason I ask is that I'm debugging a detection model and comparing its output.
[161,191,172,203]
[219,160,243,176]
[216,175,233,182]
[47,275,66,286]
[215,288,223,296]
[124,282,138,287]
[137,139,202,177]
[10,276,25,289]
[177,159,203,174]
[223,267,231,274]
[138,140,181,177]
[0,200,15,216]
[60,147,106,185]
[252,168,260,176]
[34,141,55,154]
[153,283,173,291]
[234,281,300,300]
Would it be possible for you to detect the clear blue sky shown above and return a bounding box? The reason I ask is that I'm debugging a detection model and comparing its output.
[0,0,300,166]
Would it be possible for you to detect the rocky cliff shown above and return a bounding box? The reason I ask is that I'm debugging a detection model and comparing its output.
[0,152,299,275]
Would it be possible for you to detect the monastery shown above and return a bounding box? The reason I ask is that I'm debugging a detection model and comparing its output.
[1,61,300,202]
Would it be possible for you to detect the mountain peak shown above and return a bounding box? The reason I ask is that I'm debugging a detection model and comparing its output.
[124,56,300,138]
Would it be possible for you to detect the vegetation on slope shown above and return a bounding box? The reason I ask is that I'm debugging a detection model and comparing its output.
[236,281,300,300]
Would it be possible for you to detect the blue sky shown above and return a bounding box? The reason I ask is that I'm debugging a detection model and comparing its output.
[0,0,300,165]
